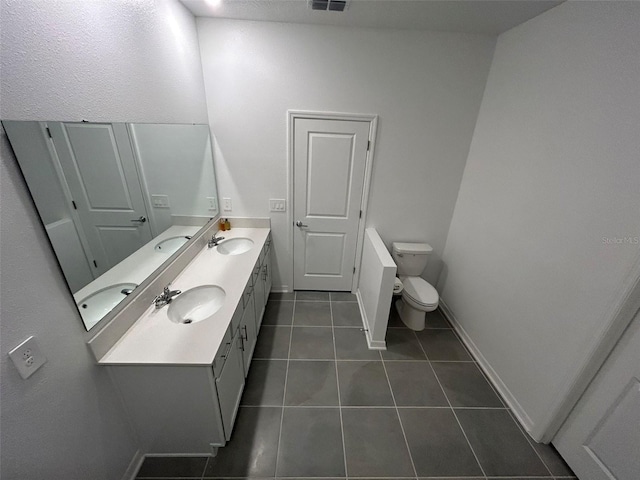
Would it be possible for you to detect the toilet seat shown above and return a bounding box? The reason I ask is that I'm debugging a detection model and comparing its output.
[401,276,439,308]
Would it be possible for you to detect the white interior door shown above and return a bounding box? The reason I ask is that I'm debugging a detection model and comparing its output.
[293,118,370,291]
[49,122,152,276]
[553,307,640,479]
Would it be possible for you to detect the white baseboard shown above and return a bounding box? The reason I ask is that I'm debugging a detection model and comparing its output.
[121,449,144,480]
[438,298,535,435]
[271,285,290,293]
[355,290,387,350]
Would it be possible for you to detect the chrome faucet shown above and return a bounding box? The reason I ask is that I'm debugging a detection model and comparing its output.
[208,234,225,248]
[153,285,181,309]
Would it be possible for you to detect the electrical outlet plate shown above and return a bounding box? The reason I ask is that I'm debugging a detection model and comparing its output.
[207,197,218,211]
[223,197,232,212]
[269,199,286,212]
[8,336,47,379]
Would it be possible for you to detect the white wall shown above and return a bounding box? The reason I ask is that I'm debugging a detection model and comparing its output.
[440,1,640,440]
[129,123,218,235]
[1,121,70,225]
[0,0,208,478]
[197,19,495,290]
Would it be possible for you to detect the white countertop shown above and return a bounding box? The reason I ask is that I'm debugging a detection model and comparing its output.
[98,227,270,366]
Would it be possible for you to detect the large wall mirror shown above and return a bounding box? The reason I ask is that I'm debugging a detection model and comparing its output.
[3,121,219,331]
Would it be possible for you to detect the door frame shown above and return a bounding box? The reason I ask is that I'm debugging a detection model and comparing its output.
[287,110,378,293]
[41,121,98,279]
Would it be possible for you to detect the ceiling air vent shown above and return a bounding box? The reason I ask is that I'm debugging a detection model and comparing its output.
[310,0,348,12]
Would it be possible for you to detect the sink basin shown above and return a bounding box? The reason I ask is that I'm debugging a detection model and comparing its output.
[216,237,254,256]
[77,283,138,329]
[167,285,226,324]
[155,236,191,255]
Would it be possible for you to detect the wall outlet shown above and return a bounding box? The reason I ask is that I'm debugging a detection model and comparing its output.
[151,194,170,208]
[269,199,286,212]
[207,197,218,211]
[223,197,232,212]
[8,336,47,379]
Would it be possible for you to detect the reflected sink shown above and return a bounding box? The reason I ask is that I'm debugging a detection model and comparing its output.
[216,237,254,256]
[78,283,138,329]
[155,236,191,255]
[167,285,226,324]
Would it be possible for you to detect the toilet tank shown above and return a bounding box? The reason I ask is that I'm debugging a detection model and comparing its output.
[392,242,433,276]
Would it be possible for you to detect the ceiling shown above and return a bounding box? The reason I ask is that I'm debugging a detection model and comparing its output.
[179,0,564,35]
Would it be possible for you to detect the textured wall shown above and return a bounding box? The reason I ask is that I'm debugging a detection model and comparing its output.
[0,0,207,123]
[0,0,208,478]
[440,1,640,440]
[196,18,495,290]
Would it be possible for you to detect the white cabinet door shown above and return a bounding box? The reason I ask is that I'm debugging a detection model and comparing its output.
[554,309,640,479]
[216,333,245,441]
[263,246,272,307]
[49,122,152,275]
[240,291,257,377]
[293,118,370,290]
[253,259,266,324]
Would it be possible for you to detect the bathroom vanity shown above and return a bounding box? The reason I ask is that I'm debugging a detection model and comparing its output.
[98,226,272,454]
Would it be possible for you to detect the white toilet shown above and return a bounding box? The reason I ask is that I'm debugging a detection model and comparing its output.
[391,242,439,331]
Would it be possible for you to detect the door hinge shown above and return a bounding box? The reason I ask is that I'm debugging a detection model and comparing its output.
[46,127,52,138]
[359,210,362,219]
[353,266,356,273]
[71,200,77,210]
[367,140,370,151]
[93,260,98,268]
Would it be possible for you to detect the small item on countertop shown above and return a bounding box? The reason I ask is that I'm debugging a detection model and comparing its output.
[225,218,231,230]
[219,218,226,231]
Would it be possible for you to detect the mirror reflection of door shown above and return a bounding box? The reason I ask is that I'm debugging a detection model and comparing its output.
[48,122,153,278]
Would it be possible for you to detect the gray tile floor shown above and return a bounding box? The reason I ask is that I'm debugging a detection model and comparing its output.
[136,291,576,480]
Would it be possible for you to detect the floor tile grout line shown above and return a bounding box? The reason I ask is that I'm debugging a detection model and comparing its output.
[329,298,350,480]
[506,409,556,477]
[193,477,558,480]
[273,298,296,478]
[378,351,419,480]
[201,454,209,480]
[240,404,508,410]
[413,329,488,480]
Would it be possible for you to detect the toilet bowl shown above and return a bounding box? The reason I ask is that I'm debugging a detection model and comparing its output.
[391,242,439,331]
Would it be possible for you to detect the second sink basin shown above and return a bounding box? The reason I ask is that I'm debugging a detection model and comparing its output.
[167,285,225,324]
[216,237,254,256]
[155,236,191,255]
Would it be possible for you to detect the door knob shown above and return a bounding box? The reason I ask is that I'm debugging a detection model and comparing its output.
[295,220,309,228]
[131,216,147,223]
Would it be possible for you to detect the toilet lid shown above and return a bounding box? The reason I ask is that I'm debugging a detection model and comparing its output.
[402,277,439,307]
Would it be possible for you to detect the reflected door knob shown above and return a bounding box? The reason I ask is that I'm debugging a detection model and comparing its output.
[295,220,309,228]
[131,216,147,223]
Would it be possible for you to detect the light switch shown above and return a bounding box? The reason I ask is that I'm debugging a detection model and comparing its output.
[269,199,286,212]
[151,194,170,208]
[223,197,232,212]
[207,197,218,211]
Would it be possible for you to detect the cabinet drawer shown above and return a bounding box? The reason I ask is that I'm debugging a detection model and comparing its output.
[230,298,243,332]
[259,234,271,267]
[242,280,254,309]
[212,325,233,378]
[251,260,260,286]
